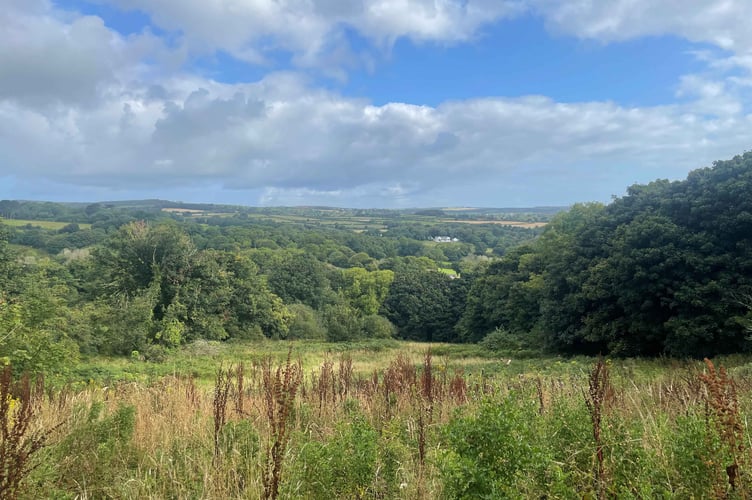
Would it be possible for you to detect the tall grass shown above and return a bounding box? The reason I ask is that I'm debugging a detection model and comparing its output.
[8,349,752,498]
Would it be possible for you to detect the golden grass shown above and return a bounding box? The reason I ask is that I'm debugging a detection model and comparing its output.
[0,219,92,230]
[15,348,752,498]
[440,219,548,228]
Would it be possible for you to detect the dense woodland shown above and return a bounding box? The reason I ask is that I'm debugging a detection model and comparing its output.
[0,200,542,376]
[464,152,752,357]
[3,152,752,376]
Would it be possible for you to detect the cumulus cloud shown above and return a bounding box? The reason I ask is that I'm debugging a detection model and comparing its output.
[90,0,752,70]
[2,66,751,205]
[93,0,524,69]
[532,0,752,52]
[0,0,181,110]
[532,0,752,114]
[2,0,752,206]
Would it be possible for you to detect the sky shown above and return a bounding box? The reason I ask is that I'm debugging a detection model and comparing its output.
[1,1,751,208]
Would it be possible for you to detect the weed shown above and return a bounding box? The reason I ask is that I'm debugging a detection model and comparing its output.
[213,365,232,461]
[699,358,749,496]
[261,350,303,500]
[0,367,54,499]
[584,357,611,499]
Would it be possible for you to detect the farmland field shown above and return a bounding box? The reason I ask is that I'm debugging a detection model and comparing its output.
[157,206,552,233]
[440,218,548,228]
[0,218,92,230]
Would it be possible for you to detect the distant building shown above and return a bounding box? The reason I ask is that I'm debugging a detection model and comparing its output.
[432,236,459,243]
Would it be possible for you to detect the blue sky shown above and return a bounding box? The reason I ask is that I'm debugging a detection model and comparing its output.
[1,0,751,208]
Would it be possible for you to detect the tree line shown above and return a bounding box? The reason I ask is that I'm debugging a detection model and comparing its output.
[1,203,540,375]
[463,152,752,357]
[3,151,752,375]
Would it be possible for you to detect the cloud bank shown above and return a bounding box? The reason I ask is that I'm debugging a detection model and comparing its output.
[1,0,751,206]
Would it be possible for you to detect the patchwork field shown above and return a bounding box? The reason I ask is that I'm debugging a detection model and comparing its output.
[441,219,548,228]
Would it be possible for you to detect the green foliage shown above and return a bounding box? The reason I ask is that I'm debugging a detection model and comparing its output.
[458,244,543,343]
[94,221,196,309]
[339,267,394,316]
[671,412,718,496]
[91,224,293,348]
[361,314,396,339]
[286,303,327,340]
[218,420,260,468]
[383,265,467,342]
[439,395,541,498]
[288,413,382,498]
[322,302,364,341]
[464,151,752,357]
[266,252,333,309]
[0,266,79,375]
[11,152,752,360]
[43,402,139,497]
[479,327,541,357]
[98,289,157,355]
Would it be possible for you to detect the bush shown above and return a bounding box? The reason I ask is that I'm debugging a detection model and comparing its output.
[286,304,327,340]
[287,413,381,498]
[479,327,541,358]
[44,402,139,497]
[323,303,363,341]
[439,395,542,498]
[361,314,396,339]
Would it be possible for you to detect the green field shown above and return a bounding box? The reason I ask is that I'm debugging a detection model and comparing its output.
[74,339,506,386]
[0,218,91,230]
[162,207,547,233]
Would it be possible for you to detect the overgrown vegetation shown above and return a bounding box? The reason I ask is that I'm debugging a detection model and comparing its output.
[4,151,752,496]
[2,352,752,498]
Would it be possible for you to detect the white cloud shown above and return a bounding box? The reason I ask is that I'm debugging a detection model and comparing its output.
[2,65,751,205]
[533,0,752,52]
[91,0,752,68]
[0,0,180,110]
[94,0,524,69]
[2,0,752,206]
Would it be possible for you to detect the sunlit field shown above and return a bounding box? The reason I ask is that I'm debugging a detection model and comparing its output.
[6,341,752,498]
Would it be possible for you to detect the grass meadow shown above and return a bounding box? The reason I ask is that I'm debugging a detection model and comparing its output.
[0,219,92,230]
[5,340,752,498]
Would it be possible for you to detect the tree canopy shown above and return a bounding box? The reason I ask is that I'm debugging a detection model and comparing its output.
[461,152,752,357]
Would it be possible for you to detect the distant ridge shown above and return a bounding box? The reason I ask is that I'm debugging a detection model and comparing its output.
[1,198,568,214]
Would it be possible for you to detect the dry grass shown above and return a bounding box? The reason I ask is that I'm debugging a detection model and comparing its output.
[12,350,752,498]
[440,219,548,228]
[0,219,92,230]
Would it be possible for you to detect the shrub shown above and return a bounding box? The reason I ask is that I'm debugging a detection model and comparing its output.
[438,395,541,498]
[479,327,540,357]
[287,413,380,498]
[286,304,327,340]
[361,314,396,339]
[49,402,138,497]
